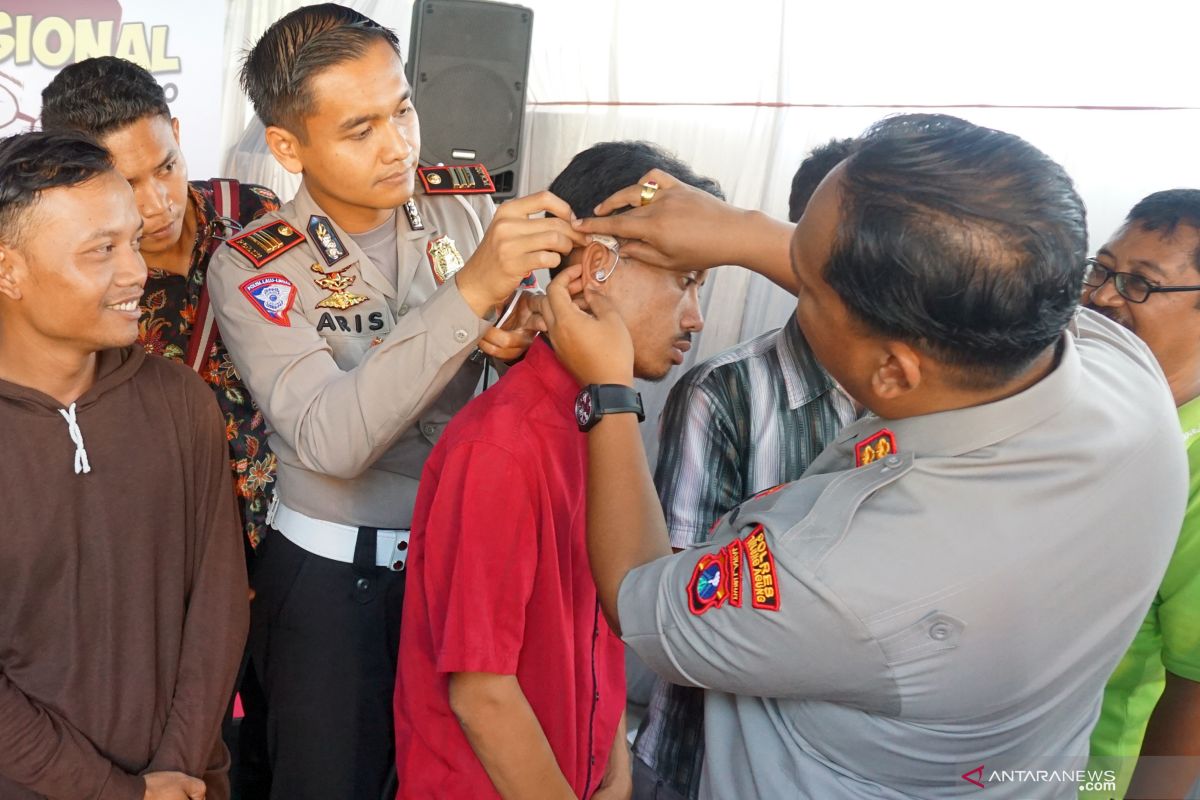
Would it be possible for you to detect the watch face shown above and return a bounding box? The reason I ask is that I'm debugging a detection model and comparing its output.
[575,390,593,427]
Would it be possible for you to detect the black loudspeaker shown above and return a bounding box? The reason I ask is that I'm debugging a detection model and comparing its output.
[406,0,533,200]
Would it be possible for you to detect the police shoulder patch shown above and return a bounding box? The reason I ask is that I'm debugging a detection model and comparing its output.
[687,539,744,616]
[418,163,495,194]
[228,220,304,268]
[854,428,897,467]
[742,525,780,611]
[239,273,298,327]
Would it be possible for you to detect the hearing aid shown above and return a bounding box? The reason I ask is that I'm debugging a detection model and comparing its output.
[591,234,620,282]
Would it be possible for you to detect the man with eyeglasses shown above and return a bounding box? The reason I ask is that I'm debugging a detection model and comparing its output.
[1083,189,1200,800]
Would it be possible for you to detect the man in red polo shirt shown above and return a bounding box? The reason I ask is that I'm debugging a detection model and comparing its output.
[394,141,722,799]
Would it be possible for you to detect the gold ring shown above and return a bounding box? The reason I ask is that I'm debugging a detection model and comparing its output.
[639,180,659,206]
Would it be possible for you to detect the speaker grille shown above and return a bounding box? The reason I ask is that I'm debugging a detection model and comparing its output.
[408,1,533,199]
[418,65,518,168]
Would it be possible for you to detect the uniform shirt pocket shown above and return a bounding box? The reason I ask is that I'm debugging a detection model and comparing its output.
[876,610,966,666]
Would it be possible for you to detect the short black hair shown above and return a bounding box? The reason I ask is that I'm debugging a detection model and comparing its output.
[41,57,170,138]
[825,113,1087,389]
[547,141,723,279]
[788,138,856,223]
[1124,189,1200,274]
[241,3,402,138]
[0,131,114,246]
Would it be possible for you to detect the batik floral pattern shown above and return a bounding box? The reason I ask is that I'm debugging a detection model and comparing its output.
[137,181,281,548]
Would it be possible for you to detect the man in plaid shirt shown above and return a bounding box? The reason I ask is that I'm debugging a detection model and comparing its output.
[631,139,858,800]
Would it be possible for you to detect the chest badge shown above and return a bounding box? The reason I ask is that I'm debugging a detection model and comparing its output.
[854,428,897,467]
[427,235,465,284]
[311,262,368,310]
[307,215,348,267]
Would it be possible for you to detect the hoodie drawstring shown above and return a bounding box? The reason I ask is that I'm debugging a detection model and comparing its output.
[58,402,91,475]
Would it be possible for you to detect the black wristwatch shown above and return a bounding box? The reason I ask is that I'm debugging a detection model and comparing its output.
[575,384,644,432]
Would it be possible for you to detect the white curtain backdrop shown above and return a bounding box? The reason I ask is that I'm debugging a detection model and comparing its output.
[220,0,1200,460]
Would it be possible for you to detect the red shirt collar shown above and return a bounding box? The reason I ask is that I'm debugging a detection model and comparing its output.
[523,336,582,421]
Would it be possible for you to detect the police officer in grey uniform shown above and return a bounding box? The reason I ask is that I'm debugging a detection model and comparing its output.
[540,114,1188,799]
[206,6,583,799]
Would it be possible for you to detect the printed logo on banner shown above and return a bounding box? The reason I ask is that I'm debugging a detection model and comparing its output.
[0,8,182,75]
[0,4,215,149]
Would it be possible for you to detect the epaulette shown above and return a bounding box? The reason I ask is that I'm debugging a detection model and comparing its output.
[227,219,305,269]
[417,163,495,195]
[854,428,897,467]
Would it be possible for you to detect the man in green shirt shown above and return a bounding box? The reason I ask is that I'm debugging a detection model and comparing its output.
[1084,189,1200,800]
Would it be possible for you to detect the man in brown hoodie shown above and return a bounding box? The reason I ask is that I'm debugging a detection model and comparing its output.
[0,132,249,799]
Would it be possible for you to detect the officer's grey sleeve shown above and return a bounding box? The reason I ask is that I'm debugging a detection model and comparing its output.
[208,247,490,480]
[617,527,888,700]
[1073,307,1167,389]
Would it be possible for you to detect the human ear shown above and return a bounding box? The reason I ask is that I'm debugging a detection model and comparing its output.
[0,246,25,301]
[581,240,618,292]
[265,125,305,175]
[170,117,181,145]
[870,342,921,400]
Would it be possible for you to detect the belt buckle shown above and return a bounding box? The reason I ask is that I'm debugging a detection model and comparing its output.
[265,493,281,527]
[384,530,411,572]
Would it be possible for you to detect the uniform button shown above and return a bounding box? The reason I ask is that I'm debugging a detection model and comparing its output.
[356,578,370,591]
[422,423,437,437]
[392,560,405,571]
[454,328,469,343]
[590,756,596,766]
[884,455,901,467]
[594,691,600,701]
[397,540,408,551]
[399,303,410,316]
[929,622,951,640]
